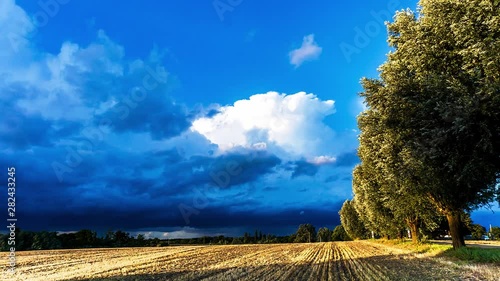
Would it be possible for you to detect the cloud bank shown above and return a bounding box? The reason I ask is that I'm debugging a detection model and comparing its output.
[0,1,359,237]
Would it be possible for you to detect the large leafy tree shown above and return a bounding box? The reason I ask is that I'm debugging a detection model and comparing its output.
[352,164,402,239]
[331,225,352,241]
[361,0,500,248]
[356,107,442,242]
[294,224,316,243]
[339,199,368,239]
[317,227,332,242]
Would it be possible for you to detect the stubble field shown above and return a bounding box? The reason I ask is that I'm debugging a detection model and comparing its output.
[4,241,500,281]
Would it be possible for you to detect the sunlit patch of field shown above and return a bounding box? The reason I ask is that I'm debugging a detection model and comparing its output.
[4,241,499,281]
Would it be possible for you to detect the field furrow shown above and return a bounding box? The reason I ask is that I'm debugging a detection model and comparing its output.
[4,241,499,281]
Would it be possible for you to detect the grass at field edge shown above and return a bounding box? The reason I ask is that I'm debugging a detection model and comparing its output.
[368,239,500,263]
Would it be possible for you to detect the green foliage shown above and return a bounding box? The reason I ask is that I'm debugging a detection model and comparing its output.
[114,230,131,247]
[17,229,35,250]
[32,231,62,250]
[317,227,332,242]
[294,224,316,243]
[352,163,407,239]
[243,232,251,244]
[470,224,486,240]
[75,229,97,248]
[331,225,352,241]
[137,234,145,242]
[339,200,368,239]
[490,226,500,240]
[374,238,500,263]
[357,0,500,248]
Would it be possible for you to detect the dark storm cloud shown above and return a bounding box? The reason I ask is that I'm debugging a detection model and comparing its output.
[287,160,319,178]
[0,145,284,232]
[176,204,343,230]
[158,150,282,195]
[0,112,52,149]
[99,96,191,140]
[16,199,343,234]
[86,63,192,140]
[0,86,82,150]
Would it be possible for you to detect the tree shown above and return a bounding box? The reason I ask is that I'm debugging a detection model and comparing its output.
[353,163,410,240]
[356,98,442,243]
[359,0,500,248]
[470,224,486,240]
[294,224,316,243]
[317,227,331,242]
[32,231,62,250]
[17,229,35,251]
[104,230,116,246]
[490,226,500,240]
[243,232,250,244]
[59,233,77,248]
[135,234,146,247]
[331,225,352,241]
[75,229,97,248]
[114,230,130,247]
[339,200,368,240]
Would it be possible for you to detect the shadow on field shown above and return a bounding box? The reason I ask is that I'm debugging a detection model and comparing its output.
[66,252,463,281]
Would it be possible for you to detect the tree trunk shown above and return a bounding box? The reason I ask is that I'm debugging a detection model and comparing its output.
[446,211,465,249]
[406,218,420,243]
[409,222,419,243]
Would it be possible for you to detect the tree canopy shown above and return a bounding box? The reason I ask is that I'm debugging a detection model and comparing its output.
[357,0,500,248]
[339,199,368,240]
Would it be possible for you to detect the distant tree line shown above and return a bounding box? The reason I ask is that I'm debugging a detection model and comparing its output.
[0,224,355,251]
[0,229,160,250]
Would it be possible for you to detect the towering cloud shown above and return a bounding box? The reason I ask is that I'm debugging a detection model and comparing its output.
[191,91,336,158]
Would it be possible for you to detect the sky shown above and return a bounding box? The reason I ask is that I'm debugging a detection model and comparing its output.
[0,0,498,239]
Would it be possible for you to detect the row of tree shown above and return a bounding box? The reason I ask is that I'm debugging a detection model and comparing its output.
[340,199,500,241]
[0,225,353,251]
[346,0,500,248]
[0,229,159,250]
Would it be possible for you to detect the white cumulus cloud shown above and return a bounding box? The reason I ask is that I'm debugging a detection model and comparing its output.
[309,155,336,165]
[289,34,322,68]
[191,91,336,158]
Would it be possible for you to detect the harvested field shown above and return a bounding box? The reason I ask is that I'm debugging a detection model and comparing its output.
[5,241,500,281]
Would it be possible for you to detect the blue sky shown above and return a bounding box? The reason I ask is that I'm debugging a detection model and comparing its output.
[1,0,498,238]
